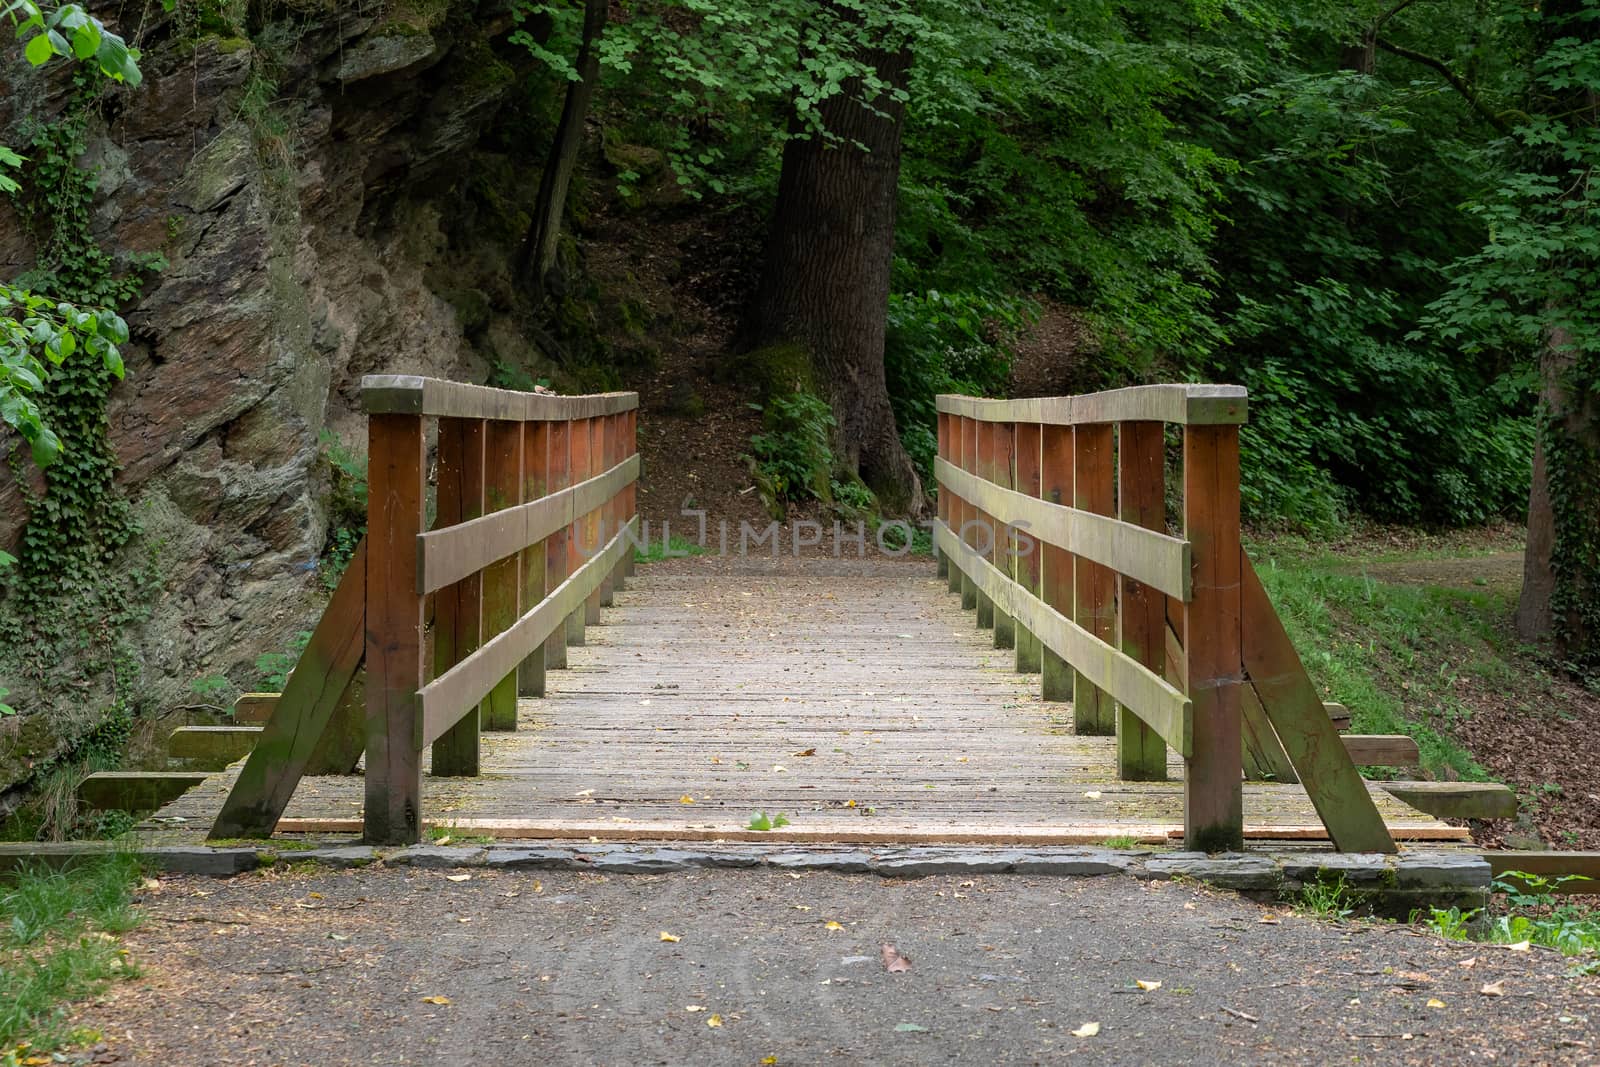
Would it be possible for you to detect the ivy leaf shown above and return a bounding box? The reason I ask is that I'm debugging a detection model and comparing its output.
[28,425,61,468]
[23,31,52,67]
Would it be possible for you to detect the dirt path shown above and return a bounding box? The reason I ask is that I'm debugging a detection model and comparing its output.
[70,867,1597,1065]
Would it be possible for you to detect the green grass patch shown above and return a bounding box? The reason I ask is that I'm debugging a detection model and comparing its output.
[1424,872,1600,972]
[1248,537,1503,781]
[1,855,143,1056]
[634,533,707,564]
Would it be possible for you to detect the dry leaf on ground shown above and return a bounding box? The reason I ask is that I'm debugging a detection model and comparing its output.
[881,943,912,973]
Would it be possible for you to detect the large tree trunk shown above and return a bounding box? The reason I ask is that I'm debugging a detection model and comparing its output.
[750,44,924,516]
[519,0,608,296]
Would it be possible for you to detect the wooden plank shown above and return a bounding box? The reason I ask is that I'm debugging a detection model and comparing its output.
[417,519,636,746]
[937,522,1192,756]
[416,454,639,593]
[232,693,278,724]
[362,375,638,421]
[481,420,524,731]
[934,459,1189,600]
[1240,553,1397,853]
[80,772,208,812]
[935,385,1247,427]
[208,539,371,839]
[519,421,551,697]
[1013,422,1042,674]
[1182,424,1244,852]
[1116,421,1166,780]
[1326,703,1352,731]
[1483,853,1600,894]
[584,416,606,625]
[974,421,995,631]
[1073,423,1116,737]
[959,415,978,608]
[1038,424,1074,702]
[431,418,485,776]
[566,418,592,646]
[1343,735,1421,768]
[545,420,571,669]
[168,726,260,767]
[1241,681,1299,783]
[362,414,426,846]
[1382,781,1517,820]
[305,670,365,775]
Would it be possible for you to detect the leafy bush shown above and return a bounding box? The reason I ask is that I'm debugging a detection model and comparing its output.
[884,289,1028,486]
[747,391,835,510]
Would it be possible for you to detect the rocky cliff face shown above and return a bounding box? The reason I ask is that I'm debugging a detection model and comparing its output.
[0,2,553,793]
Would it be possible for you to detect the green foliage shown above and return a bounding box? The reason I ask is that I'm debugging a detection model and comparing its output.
[1297,873,1362,920]
[1425,871,1600,972]
[884,289,1025,487]
[634,533,707,564]
[256,631,311,691]
[3,2,146,86]
[0,855,142,1054]
[317,431,367,591]
[745,811,790,831]
[746,391,835,510]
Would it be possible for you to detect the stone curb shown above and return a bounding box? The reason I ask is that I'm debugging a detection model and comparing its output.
[0,841,1492,908]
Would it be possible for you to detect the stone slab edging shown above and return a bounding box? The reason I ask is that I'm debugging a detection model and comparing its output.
[1,841,1490,909]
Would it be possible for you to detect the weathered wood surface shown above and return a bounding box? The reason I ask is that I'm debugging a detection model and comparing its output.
[1484,852,1600,894]
[363,375,637,421]
[1381,781,1518,821]
[81,772,209,812]
[937,386,1247,427]
[149,563,1453,845]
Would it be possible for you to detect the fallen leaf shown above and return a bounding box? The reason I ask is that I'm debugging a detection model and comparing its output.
[762,1058,778,1065]
[660,932,681,942]
[894,1023,928,1033]
[793,748,816,757]
[574,789,594,797]
[1071,1022,1100,1038]
[1426,998,1446,1009]
[679,795,695,804]
[685,1005,707,1012]
[420,996,451,1005]
[1257,915,1281,925]
[140,878,161,890]
[1480,981,1505,997]
[445,874,472,883]
[1459,957,1477,968]
[1083,791,1102,800]
[434,835,452,846]
[1506,940,1531,952]
[845,799,857,807]
[771,764,788,773]
[825,920,845,931]
[881,943,912,973]
[711,756,722,764]
[1135,979,1162,992]
[707,1014,723,1028]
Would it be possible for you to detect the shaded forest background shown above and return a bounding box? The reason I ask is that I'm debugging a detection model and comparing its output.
[1,0,1598,822]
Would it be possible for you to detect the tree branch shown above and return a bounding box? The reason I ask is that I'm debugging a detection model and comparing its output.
[1375,37,1513,135]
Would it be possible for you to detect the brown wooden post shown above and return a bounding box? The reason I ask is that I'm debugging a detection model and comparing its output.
[959,415,978,607]
[599,413,618,608]
[1014,422,1043,673]
[622,407,638,579]
[1073,422,1116,736]
[1116,421,1167,780]
[431,418,486,776]
[935,411,950,581]
[991,420,1016,650]
[519,420,552,698]
[566,417,592,646]
[583,415,605,626]
[1183,423,1244,852]
[481,420,523,731]
[364,412,426,845]
[974,419,996,630]
[949,413,967,596]
[1039,423,1074,702]
[545,420,572,668]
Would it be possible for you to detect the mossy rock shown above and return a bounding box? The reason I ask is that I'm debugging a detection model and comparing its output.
[734,342,816,401]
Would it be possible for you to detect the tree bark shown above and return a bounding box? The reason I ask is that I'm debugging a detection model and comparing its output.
[519,0,608,296]
[750,43,924,515]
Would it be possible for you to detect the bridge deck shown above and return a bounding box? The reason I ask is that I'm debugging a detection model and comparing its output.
[147,559,1459,845]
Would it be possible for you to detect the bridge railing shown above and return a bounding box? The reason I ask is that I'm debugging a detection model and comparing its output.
[363,376,639,844]
[935,386,1257,852]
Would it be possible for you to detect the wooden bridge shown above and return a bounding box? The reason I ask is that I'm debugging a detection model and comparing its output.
[104,376,1507,852]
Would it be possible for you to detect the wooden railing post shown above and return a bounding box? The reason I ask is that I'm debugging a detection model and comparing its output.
[1183,423,1244,852]
[566,417,591,646]
[1014,422,1042,674]
[544,420,572,669]
[935,411,950,581]
[1039,424,1074,702]
[1073,423,1116,736]
[1116,421,1167,780]
[431,418,486,776]
[583,416,605,626]
[600,413,619,607]
[958,415,977,607]
[364,412,425,845]
[974,419,996,630]
[518,421,551,698]
[991,421,1017,650]
[481,420,524,730]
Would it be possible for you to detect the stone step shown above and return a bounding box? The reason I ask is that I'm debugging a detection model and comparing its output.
[77,771,210,813]
[169,725,262,768]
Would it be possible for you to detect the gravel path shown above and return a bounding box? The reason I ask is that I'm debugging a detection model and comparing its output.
[69,866,1598,1065]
